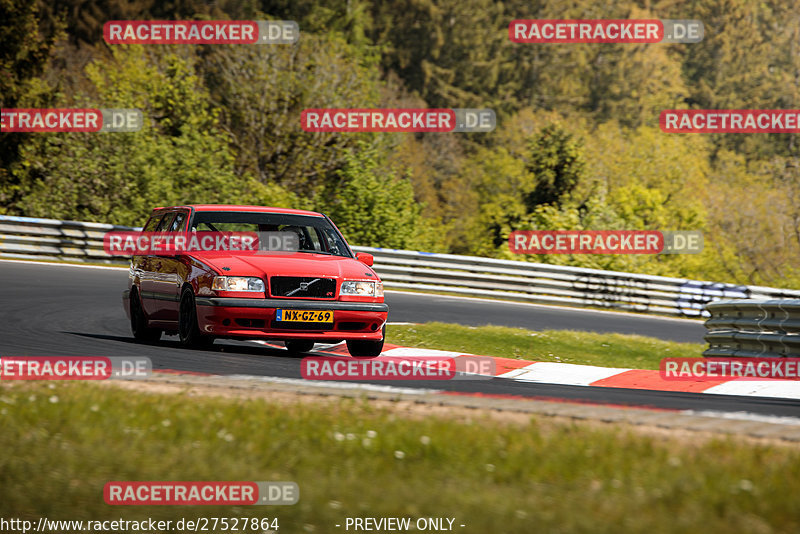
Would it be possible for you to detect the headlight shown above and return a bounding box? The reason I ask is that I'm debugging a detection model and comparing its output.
[341,280,381,297]
[212,276,265,292]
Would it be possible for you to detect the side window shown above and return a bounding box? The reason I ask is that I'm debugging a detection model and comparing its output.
[155,213,176,232]
[305,226,322,251]
[278,225,316,251]
[169,212,187,232]
[320,227,344,255]
[143,214,163,232]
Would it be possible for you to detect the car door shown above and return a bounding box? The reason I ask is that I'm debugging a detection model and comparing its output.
[136,212,165,317]
[142,212,176,320]
[158,210,190,322]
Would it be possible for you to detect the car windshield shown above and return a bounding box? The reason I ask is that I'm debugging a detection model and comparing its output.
[189,211,352,257]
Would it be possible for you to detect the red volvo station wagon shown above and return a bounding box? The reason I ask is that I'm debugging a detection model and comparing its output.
[122,205,388,357]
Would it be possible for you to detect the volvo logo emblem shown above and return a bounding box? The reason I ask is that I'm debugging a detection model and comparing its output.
[286,278,320,297]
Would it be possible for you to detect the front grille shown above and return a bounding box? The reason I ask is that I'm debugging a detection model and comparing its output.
[270,277,336,298]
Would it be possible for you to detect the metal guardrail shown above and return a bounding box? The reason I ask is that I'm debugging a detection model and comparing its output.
[0,215,138,263]
[2,214,800,318]
[353,247,800,317]
[703,299,800,357]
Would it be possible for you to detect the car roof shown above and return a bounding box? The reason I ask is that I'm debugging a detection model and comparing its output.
[153,205,324,217]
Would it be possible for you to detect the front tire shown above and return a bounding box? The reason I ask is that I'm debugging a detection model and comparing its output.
[179,288,214,349]
[130,288,162,343]
[346,326,385,358]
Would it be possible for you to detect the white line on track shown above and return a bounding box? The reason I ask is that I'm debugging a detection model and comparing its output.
[223,374,441,395]
[701,381,800,400]
[681,410,800,427]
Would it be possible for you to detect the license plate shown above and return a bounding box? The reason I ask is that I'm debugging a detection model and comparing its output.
[276,309,333,323]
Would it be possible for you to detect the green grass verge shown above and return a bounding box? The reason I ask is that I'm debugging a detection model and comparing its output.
[384,286,708,319]
[387,322,704,370]
[1,382,798,534]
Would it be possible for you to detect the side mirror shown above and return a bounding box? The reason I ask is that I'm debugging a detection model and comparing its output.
[356,252,374,266]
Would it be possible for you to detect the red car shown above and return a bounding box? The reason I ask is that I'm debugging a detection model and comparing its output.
[122,205,387,357]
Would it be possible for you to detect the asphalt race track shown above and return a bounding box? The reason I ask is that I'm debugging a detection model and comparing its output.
[385,292,706,343]
[1,260,798,417]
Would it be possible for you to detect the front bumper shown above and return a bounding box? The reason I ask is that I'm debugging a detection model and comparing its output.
[195,297,388,341]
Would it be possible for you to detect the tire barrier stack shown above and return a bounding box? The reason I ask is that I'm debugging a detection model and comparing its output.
[703,299,800,357]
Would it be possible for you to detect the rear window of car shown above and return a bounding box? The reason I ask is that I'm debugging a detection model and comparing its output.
[155,213,176,232]
[142,213,164,232]
[169,212,187,232]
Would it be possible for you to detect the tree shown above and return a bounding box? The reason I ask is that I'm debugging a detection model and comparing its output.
[578,122,709,231]
[0,0,64,211]
[679,0,800,158]
[703,151,800,287]
[12,46,293,226]
[368,0,520,116]
[0,0,63,108]
[318,143,427,249]
[524,124,586,210]
[200,33,383,202]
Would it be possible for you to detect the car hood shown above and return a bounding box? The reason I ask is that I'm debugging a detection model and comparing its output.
[192,252,379,281]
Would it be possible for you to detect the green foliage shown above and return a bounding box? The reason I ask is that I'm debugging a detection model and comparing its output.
[369,0,518,115]
[0,0,64,211]
[679,0,800,158]
[441,145,531,255]
[0,0,63,107]
[4,0,800,287]
[524,124,586,210]
[12,47,294,226]
[703,151,800,287]
[201,33,382,202]
[492,119,714,277]
[317,143,426,249]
